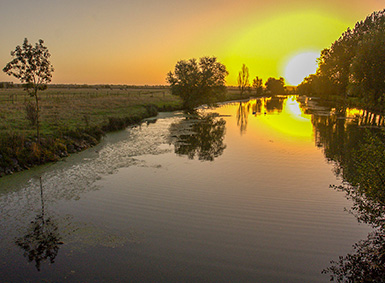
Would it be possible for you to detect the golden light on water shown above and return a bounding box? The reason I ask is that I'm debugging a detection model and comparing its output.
[345,108,363,118]
[245,96,313,140]
[264,96,312,138]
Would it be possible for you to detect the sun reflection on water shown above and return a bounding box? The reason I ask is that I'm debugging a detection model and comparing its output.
[252,95,313,139]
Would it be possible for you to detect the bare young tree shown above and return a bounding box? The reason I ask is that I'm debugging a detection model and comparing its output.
[238,64,250,97]
[3,38,54,143]
[252,76,263,96]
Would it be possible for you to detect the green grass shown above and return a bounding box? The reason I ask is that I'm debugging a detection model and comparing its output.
[0,85,182,175]
[0,86,180,136]
[0,84,249,175]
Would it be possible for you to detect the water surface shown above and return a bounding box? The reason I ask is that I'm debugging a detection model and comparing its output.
[0,96,372,282]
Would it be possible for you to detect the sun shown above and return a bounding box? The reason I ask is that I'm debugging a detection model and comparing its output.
[283,51,319,86]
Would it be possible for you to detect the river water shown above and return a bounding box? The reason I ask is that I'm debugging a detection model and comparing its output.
[0,95,374,282]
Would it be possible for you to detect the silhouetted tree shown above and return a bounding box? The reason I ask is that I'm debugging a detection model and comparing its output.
[349,27,385,107]
[167,56,228,111]
[265,77,285,95]
[237,64,250,97]
[252,76,263,96]
[301,9,385,109]
[297,73,336,99]
[3,38,54,143]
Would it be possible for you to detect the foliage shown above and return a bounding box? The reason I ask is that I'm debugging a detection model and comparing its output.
[237,64,250,97]
[167,56,228,110]
[252,76,263,96]
[349,26,385,107]
[299,9,385,110]
[265,77,285,95]
[3,38,54,142]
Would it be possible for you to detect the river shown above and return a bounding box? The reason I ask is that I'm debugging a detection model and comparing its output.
[0,95,380,282]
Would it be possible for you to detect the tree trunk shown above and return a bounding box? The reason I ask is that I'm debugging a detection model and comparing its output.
[34,88,40,144]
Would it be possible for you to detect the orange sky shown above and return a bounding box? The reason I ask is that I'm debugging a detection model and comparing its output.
[0,0,383,85]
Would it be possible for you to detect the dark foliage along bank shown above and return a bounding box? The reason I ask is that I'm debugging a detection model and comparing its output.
[298,9,385,111]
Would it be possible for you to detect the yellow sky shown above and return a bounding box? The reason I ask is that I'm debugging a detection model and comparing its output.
[0,0,383,85]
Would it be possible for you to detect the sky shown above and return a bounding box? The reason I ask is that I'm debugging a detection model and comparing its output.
[0,0,384,86]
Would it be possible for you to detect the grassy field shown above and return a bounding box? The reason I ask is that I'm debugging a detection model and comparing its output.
[0,85,254,137]
[0,85,181,137]
[0,84,253,176]
[0,85,183,175]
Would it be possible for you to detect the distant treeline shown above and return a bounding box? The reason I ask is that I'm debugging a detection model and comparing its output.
[298,9,385,111]
[0,82,14,88]
[0,83,170,89]
[49,84,170,89]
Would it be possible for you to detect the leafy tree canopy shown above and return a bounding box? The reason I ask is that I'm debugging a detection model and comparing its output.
[265,77,285,95]
[299,9,385,109]
[167,56,228,110]
[3,38,54,92]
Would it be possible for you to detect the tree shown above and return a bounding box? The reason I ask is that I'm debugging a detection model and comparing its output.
[303,9,385,104]
[252,76,263,96]
[3,38,54,143]
[237,64,250,97]
[350,26,385,107]
[265,77,285,95]
[167,56,228,110]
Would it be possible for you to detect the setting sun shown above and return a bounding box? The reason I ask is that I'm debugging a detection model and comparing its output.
[0,1,383,85]
[283,51,319,86]
[2,1,385,280]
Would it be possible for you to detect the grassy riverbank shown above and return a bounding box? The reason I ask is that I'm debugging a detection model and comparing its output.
[0,85,182,176]
[0,85,251,176]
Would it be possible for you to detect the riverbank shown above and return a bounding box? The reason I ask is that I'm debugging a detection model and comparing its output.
[0,85,182,177]
[0,85,254,177]
[307,93,385,115]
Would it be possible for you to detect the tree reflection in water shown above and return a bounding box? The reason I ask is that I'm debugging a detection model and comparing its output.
[236,96,285,135]
[237,102,249,135]
[169,113,226,161]
[311,105,385,281]
[15,177,62,271]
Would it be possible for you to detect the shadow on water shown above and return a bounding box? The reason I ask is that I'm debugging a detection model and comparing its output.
[15,177,63,271]
[168,112,226,161]
[302,98,385,281]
